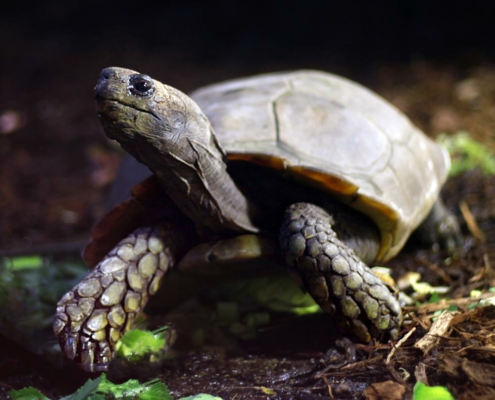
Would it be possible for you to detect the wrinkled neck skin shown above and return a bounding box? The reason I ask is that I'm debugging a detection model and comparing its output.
[138,127,259,236]
[96,67,258,236]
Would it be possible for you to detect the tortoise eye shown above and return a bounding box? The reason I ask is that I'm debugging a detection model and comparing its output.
[129,74,155,96]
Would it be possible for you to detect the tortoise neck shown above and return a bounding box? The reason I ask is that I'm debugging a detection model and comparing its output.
[153,154,259,235]
[118,128,259,236]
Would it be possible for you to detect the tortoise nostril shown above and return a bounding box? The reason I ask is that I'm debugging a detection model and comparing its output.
[100,68,115,81]
[95,69,117,93]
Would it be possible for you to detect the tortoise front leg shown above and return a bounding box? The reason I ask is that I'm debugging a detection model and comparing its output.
[53,226,182,372]
[279,203,402,343]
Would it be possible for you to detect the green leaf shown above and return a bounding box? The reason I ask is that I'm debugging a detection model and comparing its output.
[179,395,223,400]
[216,302,240,324]
[438,131,495,176]
[410,280,449,298]
[260,386,277,395]
[447,304,459,312]
[223,275,319,315]
[4,255,44,270]
[0,256,88,335]
[245,312,270,327]
[60,375,103,400]
[429,292,440,303]
[139,382,173,400]
[95,375,172,399]
[8,387,50,400]
[96,374,147,397]
[115,329,167,361]
[413,382,454,400]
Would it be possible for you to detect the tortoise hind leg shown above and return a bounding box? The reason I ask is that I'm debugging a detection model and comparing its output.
[279,203,402,343]
[412,198,462,252]
[53,225,188,372]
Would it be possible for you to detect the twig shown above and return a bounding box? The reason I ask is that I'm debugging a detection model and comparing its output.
[320,374,334,400]
[403,292,495,314]
[386,327,416,365]
[469,252,493,282]
[459,200,486,242]
[416,255,453,284]
[414,311,455,354]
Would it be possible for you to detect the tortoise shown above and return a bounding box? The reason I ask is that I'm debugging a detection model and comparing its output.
[54,68,460,371]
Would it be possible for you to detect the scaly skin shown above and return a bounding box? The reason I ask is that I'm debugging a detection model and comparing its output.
[53,227,176,371]
[279,203,402,342]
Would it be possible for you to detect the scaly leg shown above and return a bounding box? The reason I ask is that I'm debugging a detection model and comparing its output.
[279,203,402,342]
[53,226,181,371]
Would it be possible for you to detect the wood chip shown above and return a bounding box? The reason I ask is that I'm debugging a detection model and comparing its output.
[363,380,406,400]
[414,311,454,354]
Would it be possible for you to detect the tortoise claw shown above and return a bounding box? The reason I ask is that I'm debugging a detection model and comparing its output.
[53,227,173,370]
[64,335,78,361]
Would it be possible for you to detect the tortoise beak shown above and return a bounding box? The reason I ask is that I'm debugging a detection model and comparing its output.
[94,68,125,116]
[94,68,114,96]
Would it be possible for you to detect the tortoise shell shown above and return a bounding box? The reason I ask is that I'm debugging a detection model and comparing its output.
[86,70,449,266]
[189,70,449,261]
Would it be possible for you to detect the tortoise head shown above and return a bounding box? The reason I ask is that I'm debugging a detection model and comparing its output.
[94,67,221,170]
[94,67,257,234]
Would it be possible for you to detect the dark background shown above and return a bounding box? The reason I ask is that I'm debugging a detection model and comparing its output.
[4,0,495,73]
[4,1,495,77]
[1,0,494,251]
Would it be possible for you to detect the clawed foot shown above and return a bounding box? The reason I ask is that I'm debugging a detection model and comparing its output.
[436,212,462,253]
[53,227,172,371]
[414,198,462,253]
[279,203,402,343]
